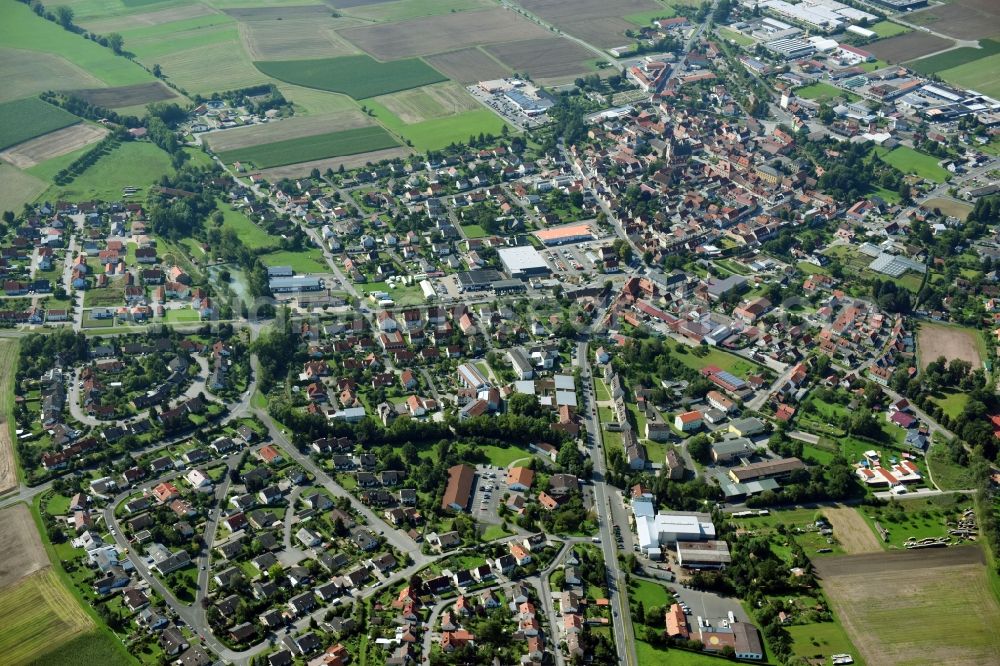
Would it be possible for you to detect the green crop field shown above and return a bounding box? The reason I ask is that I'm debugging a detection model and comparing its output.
[34,141,174,202]
[1,2,155,88]
[875,146,949,183]
[25,631,133,666]
[0,98,79,151]
[908,39,1000,75]
[255,55,447,100]
[0,569,93,665]
[868,21,909,38]
[217,126,400,169]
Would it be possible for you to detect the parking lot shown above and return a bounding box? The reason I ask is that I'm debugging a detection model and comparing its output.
[471,464,504,523]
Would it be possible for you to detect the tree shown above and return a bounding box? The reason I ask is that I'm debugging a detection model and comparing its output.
[55,6,74,29]
[107,33,124,54]
[152,64,162,78]
[687,433,712,463]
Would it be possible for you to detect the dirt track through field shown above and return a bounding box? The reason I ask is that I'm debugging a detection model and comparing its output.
[0,124,107,169]
[823,506,883,554]
[0,504,48,588]
[0,339,18,496]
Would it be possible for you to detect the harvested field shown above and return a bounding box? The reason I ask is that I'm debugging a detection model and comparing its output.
[916,322,983,370]
[217,126,399,168]
[486,37,595,81]
[822,506,882,554]
[338,8,550,60]
[259,145,412,179]
[425,47,512,84]
[68,82,177,109]
[327,0,391,7]
[816,547,1000,666]
[0,48,104,104]
[372,82,478,123]
[868,32,953,64]
[0,504,48,586]
[81,3,216,33]
[907,0,1000,41]
[0,340,17,495]
[0,124,108,170]
[0,569,94,666]
[203,112,374,152]
[519,0,661,46]
[227,5,362,60]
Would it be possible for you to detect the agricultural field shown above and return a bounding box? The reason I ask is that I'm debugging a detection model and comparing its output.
[485,37,597,82]
[934,52,1000,98]
[425,47,512,83]
[0,48,104,104]
[338,8,551,60]
[905,0,1000,41]
[815,547,1000,666]
[868,32,954,64]
[370,82,479,124]
[69,81,179,109]
[0,124,108,170]
[204,112,375,153]
[916,322,985,370]
[875,146,949,183]
[0,1,156,88]
[0,339,19,494]
[519,0,665,48]
[822,506,883,555]
[217,126,400,169]
[0,164,47,217]
[0,504,49,586]
[0,568,93,666]
[33,140,174,202]
[332,0,494,23]
[868,21,910,39]
[795,82,858,103]
[224,5,362,61]
[0,98,80,152]
[367,103,509,152]
[259,146,413,180]
[256,55,447,100]
[907,39,1000,75]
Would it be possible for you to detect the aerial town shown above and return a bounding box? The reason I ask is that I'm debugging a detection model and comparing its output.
[1,1,1000,666]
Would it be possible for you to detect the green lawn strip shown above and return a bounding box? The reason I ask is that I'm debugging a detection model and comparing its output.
[594,378,611,402]
[255,55,447,100]
[635,641,724,665]
[217,126,400,170]
[0,97,80,151]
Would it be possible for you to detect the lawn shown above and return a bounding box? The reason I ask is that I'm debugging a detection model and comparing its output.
[858,493,968,548]
[930,391,969,420]
[34,141,174,202]
[669,342,762,378]
[255,55,447,100]
[0,1,156,88]
[478,444,532,468]
[718,26,755,47]
[594,378,611,402]
[795,82,858,103]
[0,98,80,151]
[365,101,510,152]
[875,146,949,183]
[260,249,328,273]
[868,21,910,38]
[357,280,424,305]
[163,307,200,323]
[624,7,677,26]
[460,224,487,239]
[636,642,724,665]
[0,569,93,665]
[480,524,511,541]
[217,204,276,250]
[217,126,400,169]
[787,621,862,664]
[629,578,671,608]
[83,286,124,308]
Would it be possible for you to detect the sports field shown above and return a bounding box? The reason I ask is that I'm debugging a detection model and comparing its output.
[916,322,984,370]
[795,82,857,103]
[217,126,400,169]
[0,340,19,495]
[255,55,447,100]
[875,146,949,183]
[0,98,80,152]
[816,547,1000,666]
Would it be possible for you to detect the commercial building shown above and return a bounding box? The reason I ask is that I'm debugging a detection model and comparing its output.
[728,457,806,484]
[456,269,503,292]
[269,276,323,293]
[676,540,732,569]
[534,223,595,246]
[442,464,475,512]
[498,246,551,279]
[632,496,715,560]
[711,438,755,464]
[765,38,816,60]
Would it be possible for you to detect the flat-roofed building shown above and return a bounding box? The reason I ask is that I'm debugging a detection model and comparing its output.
[676,540,732,569]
